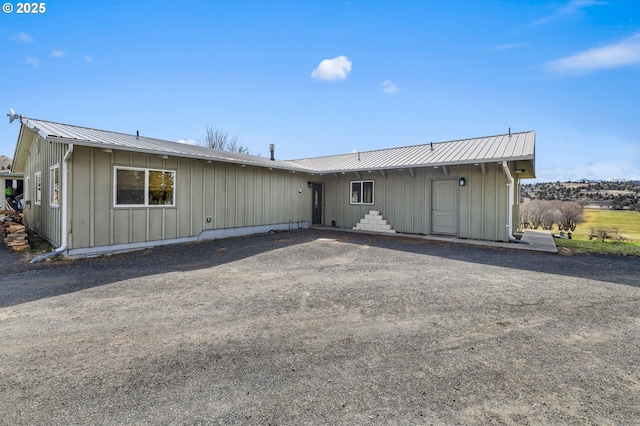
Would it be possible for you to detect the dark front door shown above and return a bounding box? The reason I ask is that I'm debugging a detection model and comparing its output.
[312,183,322,225]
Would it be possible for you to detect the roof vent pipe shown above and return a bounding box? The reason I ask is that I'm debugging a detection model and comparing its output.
[269,144,275,161]
[508,127,511,137]
[430,142,433,151]
[136,130,139,139]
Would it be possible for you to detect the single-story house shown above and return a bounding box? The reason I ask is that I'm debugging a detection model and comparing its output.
[11,115,535,258]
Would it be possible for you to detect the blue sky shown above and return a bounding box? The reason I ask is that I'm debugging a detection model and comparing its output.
[1,0,639,181]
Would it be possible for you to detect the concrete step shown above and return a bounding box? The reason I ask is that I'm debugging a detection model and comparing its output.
[354,211,395,234]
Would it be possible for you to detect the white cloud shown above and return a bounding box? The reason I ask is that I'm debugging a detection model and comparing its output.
[11,32,33,43]
[311,55,352,81]
[381,80,398,94]
[84,55,93,62]
[52,50,65,58]
[548,33,640,74]
[26,57,39,67]
[532,0,606,26]
[178,138,199,145]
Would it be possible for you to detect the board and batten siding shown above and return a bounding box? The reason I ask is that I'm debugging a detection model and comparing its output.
[21,131,66,246]
[68,146,311,251]
[320,162,511,241]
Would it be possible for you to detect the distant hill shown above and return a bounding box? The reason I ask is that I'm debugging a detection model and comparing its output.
[0,155,12,171]
[522,181,640,211]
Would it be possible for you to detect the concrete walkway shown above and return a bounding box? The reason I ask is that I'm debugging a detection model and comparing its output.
[314,227,558,254]
[518,229,559,253]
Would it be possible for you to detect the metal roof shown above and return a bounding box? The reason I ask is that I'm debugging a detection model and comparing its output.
[19,118,316,173]
[17,118,535,175]
[289,131,535,173]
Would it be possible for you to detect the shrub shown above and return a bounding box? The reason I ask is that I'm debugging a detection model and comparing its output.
[589,227,627,242]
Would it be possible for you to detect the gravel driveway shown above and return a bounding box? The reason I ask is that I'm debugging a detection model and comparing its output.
[1,229,639,425]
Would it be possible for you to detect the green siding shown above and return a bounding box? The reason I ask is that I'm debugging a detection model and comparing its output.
[62,146,312,251]
[20,129,65,246]
[320,163,511,241]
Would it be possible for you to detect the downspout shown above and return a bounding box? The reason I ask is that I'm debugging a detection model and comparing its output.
[31,144,74,263]
[502,160,519,243]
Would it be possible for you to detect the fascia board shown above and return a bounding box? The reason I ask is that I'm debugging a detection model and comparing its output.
[45,137,315,174]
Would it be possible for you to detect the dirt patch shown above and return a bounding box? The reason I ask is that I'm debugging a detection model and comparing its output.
[25,227,52,255]
[1,229,639,424]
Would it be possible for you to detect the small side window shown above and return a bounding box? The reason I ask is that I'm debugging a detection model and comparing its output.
[50,164,60,207]
[34,171,42,205]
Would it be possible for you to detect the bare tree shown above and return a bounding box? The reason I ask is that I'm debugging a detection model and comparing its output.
[520,199,549,230]
[203,125,249,154]
[519,202,532,229]
[520,199,586,232]
[541,201,560,230]
[556,201,585,231]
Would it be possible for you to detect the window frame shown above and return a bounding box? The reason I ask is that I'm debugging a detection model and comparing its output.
[113,166,176,208]
[50,164,60,207]
[350,180,375,205]
[25,176,30,204]
[34,171,42,205]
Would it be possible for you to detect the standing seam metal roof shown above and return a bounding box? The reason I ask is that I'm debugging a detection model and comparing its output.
[289,131,535,172]
[21,118,316,173]
[19,117,535,174]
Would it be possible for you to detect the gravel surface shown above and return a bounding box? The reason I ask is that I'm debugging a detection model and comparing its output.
[1,229,639,425]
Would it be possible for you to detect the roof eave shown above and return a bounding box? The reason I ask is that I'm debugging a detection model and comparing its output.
[310,155,536,175]
[45,137,315,174]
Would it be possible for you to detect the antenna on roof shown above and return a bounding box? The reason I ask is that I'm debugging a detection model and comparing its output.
[7,108,21,124]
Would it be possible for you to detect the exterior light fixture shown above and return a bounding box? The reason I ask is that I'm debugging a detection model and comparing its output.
[307,181,313,188]
[459,177,466,186]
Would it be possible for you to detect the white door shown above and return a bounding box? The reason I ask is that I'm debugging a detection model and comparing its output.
[432,180,457,235]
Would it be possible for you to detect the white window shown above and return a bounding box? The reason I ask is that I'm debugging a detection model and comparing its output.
[114,167,175,207]
[350,180,374,205]
[50,164,60,207]
[34,171,42,205]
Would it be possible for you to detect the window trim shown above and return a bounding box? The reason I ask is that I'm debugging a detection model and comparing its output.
[350,180,375,205]
[34,171,42,205]
[50,164,60,207]
[113,166,176,208]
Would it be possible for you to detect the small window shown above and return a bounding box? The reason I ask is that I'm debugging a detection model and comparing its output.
[350,180,374,205]
[50,164,60,207]
[34,171,42,205]
[114,167,175,207]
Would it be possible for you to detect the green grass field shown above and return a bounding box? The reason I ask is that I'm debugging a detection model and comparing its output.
[554,208,640,256]
[573,209,640,241]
